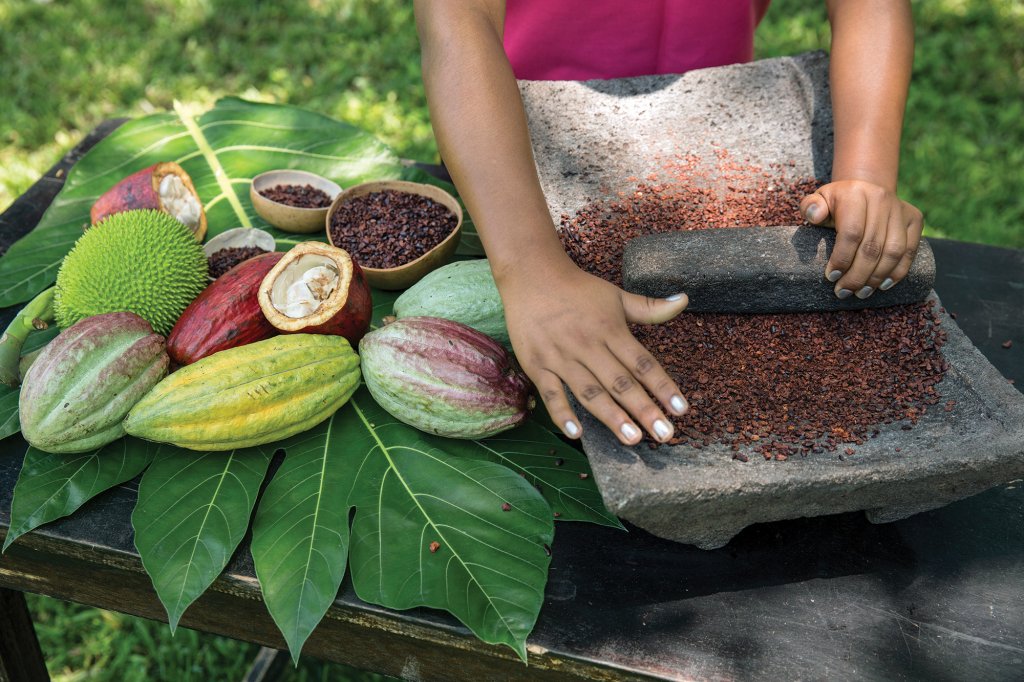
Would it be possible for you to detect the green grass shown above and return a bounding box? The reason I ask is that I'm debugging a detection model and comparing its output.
[3,0,1022,678]
[757,0,1024,247]
[2,0,1022,248]
[26,593,390,682]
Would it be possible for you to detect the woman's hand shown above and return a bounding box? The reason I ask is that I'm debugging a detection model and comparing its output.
[497,255,690,446]
[800,180,923,299]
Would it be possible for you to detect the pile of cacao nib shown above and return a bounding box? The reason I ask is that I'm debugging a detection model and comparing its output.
[259,183,334,208]
[329,189,457,269]
[557,152,948,460]
[208,246,269,279]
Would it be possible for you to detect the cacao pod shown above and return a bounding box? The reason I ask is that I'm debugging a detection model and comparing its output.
[167,251,284,365]
[20,312,169,453]
[393,259,510,348]
[90,162,207,241]
[360,316,533,439]
[258,241,373,344]
[124,334,360,450]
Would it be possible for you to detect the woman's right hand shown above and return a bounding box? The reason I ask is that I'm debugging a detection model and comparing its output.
[497,254,690,446]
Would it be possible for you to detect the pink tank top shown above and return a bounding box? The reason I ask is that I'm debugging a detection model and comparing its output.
[504,0,771,80]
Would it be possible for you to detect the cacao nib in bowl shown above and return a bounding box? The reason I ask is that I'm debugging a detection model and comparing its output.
[326,180,462,290]
[250,170,342,234]
[201,226,276,281]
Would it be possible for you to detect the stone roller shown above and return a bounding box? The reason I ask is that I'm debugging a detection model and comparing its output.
[622,225,935,313]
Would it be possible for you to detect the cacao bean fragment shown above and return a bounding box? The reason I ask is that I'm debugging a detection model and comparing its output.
[557,151,949,460]
[259,183,333,208]
[328,190,457,269]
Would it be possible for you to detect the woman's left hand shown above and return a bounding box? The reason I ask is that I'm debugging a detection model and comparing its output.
[800,180,923,299]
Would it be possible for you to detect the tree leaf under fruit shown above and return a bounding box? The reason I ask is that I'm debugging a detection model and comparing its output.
[450,421,624,529]
[132,444,272,631]
[2,437,153,551]
[21,325,60,355]
[0,98,405,307]
[342,393,553,662]
[250,416,352,663]
[0,385,19,442]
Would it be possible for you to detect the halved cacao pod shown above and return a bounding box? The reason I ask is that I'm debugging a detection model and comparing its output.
[90,162,207,241]
[257,241,372,345]
[124,334,361,451]
[20,312,169,453]
[167,251,284,365]
[359,316,534,439]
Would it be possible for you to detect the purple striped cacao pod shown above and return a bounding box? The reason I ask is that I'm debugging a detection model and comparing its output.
[20,312,168,453]
[359,316,534,438]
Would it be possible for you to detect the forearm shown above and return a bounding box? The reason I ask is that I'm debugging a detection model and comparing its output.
[414,0,570,283]
[827,0,914,191]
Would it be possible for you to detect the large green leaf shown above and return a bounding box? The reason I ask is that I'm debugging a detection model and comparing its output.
[0,385,18,441]
[0,97,404,306]
[132,445,272,631]
[343,394,553,662]
[250,416,352,663]
[2,437,153,551]
[456,421,623,529]
[251,389,556,662]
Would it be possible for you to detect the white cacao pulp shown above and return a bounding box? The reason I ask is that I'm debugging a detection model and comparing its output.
[159,174,202,232]
[269,256,341,318]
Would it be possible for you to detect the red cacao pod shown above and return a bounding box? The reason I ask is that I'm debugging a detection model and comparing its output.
[257,241,372,345]
[90,162,207,241]
[167,251,284,365]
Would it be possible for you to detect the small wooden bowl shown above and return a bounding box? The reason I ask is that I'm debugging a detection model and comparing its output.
[250,170,341,234]
[325,180,463,290]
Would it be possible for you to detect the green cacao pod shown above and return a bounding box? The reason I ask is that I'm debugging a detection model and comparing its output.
[392,259,509,347]
[124,334,360,450]
[20,312,169,453]
[360,316,533,439]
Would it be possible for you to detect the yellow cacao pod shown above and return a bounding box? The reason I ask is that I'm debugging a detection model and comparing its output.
[124,334,360,450]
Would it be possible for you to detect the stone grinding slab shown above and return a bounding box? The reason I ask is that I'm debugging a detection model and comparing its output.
[519,52,1024,547]
[622,225,936,313]
[576,296,1024,549]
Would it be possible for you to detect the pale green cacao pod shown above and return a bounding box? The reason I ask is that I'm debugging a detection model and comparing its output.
[19,312,169,453]
[360,316,533,439]
[392,259,509,348]
[124,334,360,451]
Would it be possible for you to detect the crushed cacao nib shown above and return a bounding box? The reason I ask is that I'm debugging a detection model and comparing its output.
[329,190,457,268]
[208,246,270,279]
[259,183,333,208]
[556,151,949,459]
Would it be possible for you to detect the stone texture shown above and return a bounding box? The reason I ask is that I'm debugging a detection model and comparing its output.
[520,53,1024,548]
[520,51,834,227]
[577,296,1024,549]
[622,226,935,313]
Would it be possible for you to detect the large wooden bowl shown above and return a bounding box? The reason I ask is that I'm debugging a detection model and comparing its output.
[326,180,463,290]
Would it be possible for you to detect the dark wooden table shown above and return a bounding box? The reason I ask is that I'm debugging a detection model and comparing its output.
[1,124,1022,682]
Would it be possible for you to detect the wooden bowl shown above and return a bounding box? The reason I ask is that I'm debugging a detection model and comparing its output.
[250,170,341,234]
[325,180,463,290]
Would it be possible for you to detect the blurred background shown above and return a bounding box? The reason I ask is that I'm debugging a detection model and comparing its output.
[1,0,1021,679]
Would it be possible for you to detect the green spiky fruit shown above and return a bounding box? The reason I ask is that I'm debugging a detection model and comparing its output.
[54,209,208,335]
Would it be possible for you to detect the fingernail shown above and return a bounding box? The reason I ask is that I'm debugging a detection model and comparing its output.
[653,419,673,440]
[564,421,580,438]
[620,423,640,441]
[836,288,853,300]
[670,395,688,414]
[665,293,685,302]
[805,204,821,221]
[880,278,895,291]
[856,286,874,299]
[826,270,843,283]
